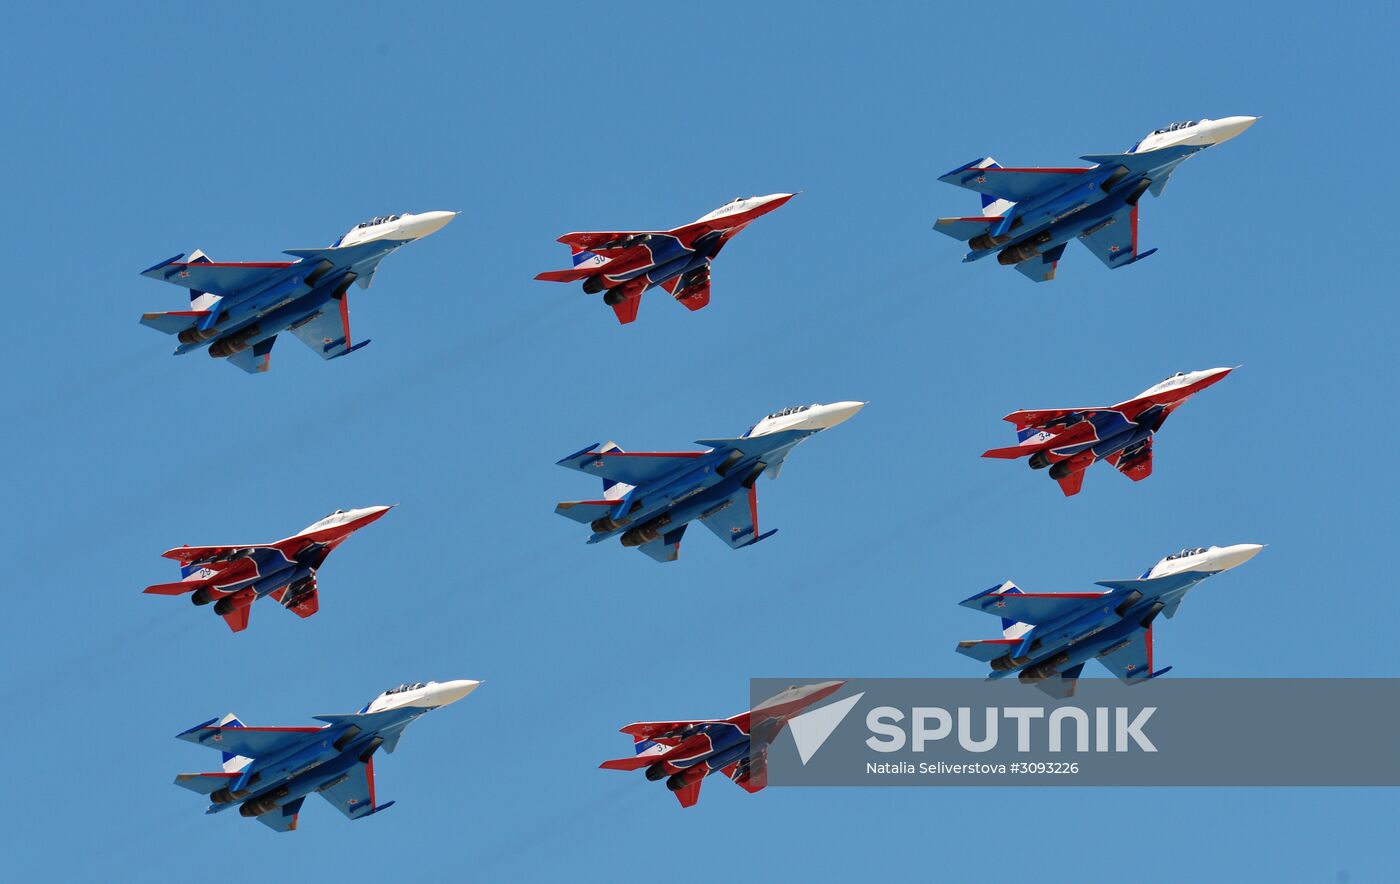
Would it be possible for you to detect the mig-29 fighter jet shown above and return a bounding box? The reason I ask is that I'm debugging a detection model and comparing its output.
[934,116,1257,280]
[535,194,794,324]
[139,211,456,372]
[555,402,863,561]
[173,679,480,832]
[956,544,1264,697]
[982,367,1233,496]
[143,506,392,632]
[601,681,844,808]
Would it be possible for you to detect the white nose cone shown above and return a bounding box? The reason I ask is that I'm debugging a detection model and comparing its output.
[808,401,866,430]
[1205,543,1265,573]
[399,211,457,240]
[1204,116,1258,145]
[426,679,481,707]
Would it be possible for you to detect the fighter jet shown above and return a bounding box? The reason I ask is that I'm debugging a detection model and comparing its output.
[956,544,1264,698]
[555,402,863,561]
[934,116,1257,280]
[173,679,480,832]
[139,211,456,372]
[982,367,1233,496]
[534,194,794,324]
[143,506,392,632]
[601,681,844,808]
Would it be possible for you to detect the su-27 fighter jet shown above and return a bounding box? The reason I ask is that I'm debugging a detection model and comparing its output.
[934,116,1257,281]
[957,545,1263,698]
[555,402,863,561]
[143,506,392,632]
[601,681,844,808]
[173,679,480,832]
[139,211,456,372]
[535,194,794,324]
[983,367,1234,496]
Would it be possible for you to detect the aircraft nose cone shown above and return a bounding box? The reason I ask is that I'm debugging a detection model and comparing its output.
[1208,543,1265,572]
[1207,116,1258,144]
[428,679,481,707]
[813,401,866,429]
[402,211,458,240]
[349,505,395,528]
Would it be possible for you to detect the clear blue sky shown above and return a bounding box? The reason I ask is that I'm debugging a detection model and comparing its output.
[2,2,1395,881]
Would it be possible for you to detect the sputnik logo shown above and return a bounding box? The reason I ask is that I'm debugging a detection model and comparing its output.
[786,692,864,765]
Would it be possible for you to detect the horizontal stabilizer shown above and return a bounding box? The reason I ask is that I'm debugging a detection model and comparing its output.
[620,720,718,741]
[932,216,999,242]
[173,771,239,794]
[534,267,596,283]
[955,638,1019,663]
[139,310,209,335]
[554,500,620,525]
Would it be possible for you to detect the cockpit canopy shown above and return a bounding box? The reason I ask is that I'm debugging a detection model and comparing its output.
[323,509,347,519]
[1151,121,1197,135]
[355,214,402,229]
[765,404,812,420]
[1161,371,1187,383]
[383,682,428,695]
[1165,548,1208,561]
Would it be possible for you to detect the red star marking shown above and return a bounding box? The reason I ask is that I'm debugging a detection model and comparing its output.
[592,459,605,468]
[975,175,987,183]
[1126,663,1137,671]
[1109,245,1121,253]
[178,270,190,278]
[994,600,1006,608]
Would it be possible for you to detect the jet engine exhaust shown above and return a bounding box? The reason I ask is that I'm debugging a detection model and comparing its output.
[583,276,607,295]
[621,516,670,548]
[177,326,219,345]
[208,325,261,358]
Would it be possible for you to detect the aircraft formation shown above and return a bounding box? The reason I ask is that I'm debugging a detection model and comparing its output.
[130,115,1270,828]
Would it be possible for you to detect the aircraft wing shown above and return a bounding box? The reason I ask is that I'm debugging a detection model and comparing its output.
[939,159,1091,203]
[618,720,727,743]
[1097,628,1155,682]
[724,752,768,795]
[141,255,295,295]
[637,525,686,563]
[1105,436,1153,481]
[256,796,305,832]
[176,721,322,759]
[1000,409,1103,431]
[1080,144,1204,178]
[317,758,381,820]
[269,579,319,618]
[161,544,282,567]
[660,264,711,311]
[1077,204,1153,269]
[698,487,775,550]
[556,231,661,252]
[959,587,1109,625]
[1030,663,1085,699]
[288,298,363,360]
[556,444,704,487]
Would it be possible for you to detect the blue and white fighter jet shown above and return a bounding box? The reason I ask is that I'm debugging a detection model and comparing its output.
[139,211,456,372]
[555,402,864,562]
[934,116,1257,280]
[174,679,480,832]
[957,544,1264,697]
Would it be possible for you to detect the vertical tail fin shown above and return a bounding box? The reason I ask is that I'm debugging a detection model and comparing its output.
[216,713,252,772]
[973,159,1017,218]
[991,581,1033,639]
[571,246,609,271]
[185,249,222,311]
[597,442,636,500]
